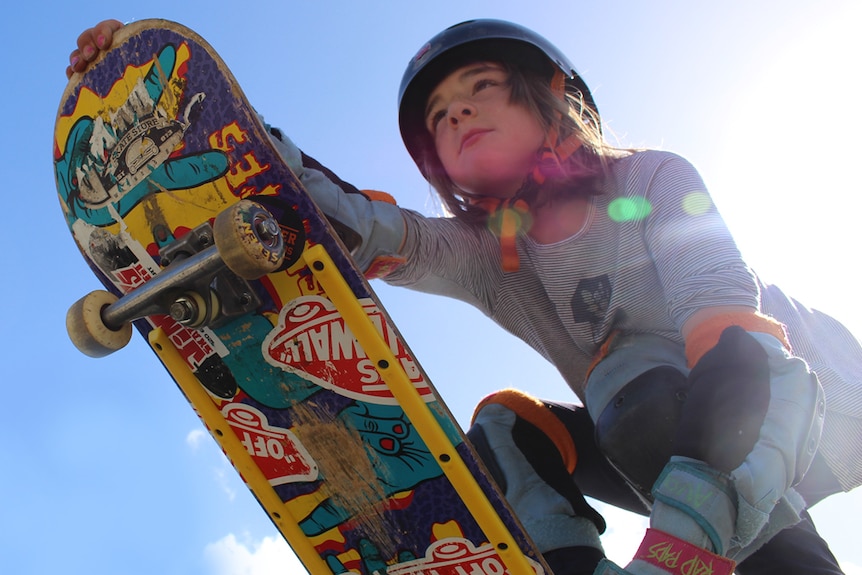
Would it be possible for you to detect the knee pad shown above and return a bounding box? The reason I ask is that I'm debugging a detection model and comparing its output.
[594,366,688,498]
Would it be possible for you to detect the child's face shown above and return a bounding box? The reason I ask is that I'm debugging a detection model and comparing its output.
[425,62,545,199]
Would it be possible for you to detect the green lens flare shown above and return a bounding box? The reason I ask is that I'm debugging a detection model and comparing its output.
[608,197,652,222]
[682,192,712,215]
[608,193,711,223]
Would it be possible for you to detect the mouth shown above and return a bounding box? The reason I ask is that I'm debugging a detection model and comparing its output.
[460,129,491,152]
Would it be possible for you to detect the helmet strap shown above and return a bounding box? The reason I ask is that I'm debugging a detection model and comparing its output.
[531,70,583,185]
[468,196,531,272]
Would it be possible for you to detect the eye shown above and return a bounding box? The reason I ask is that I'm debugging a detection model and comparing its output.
[427,109,446,133]
[473,78,497,93]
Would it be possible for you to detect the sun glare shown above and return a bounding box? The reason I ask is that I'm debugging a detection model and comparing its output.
[714,3,861,328]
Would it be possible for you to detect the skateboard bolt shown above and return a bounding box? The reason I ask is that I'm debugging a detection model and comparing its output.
[255,218,280,242]
[170,296,199,323]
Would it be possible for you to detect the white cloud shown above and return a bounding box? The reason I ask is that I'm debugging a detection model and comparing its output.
[842,561,862,575]
[202,507,649,575]
[186,428,207,450]
[213,466,238,501]
[204,533,307,575]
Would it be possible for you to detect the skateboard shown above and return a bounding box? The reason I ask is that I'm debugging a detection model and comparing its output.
[55,19,548,575]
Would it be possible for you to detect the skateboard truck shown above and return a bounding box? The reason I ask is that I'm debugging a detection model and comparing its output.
[66,200,286,357]
[157,221,265,327]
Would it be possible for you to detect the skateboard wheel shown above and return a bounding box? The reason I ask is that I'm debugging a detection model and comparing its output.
[170,290,219,328]
[67,290,133,357]
[213,200,285,280]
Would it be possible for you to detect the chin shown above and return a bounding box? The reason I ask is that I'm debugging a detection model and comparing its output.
[452,172,522,199]
[460,178,524,200]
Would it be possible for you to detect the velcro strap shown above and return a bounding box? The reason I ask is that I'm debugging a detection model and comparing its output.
[593,558,628,574]
[634,529,735,575]
[652,459,737,555]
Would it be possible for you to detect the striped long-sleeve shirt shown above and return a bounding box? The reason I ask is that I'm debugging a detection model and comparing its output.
[386,149,862,491]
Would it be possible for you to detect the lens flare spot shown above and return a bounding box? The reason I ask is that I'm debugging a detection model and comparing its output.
[486,205,532,236]
[608,197,652,222]
[682,192,712,216]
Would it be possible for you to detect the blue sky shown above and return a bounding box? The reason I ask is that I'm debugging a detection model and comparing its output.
[2,0,861,573]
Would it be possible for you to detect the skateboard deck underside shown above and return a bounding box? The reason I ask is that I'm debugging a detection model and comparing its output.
[54,19,545,575]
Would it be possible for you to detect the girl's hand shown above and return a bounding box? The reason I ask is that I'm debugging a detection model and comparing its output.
[66,19,124,78]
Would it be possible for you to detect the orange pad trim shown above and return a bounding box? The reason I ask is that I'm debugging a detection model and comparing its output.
[363,255,406,279]
[361,189,397,205]
[685,311,790,367]
[471,388,578,474]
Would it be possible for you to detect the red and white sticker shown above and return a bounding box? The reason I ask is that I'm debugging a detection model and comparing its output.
[72,220,228,369]
[223,402,318,485]
[263,295,430,405]
[111,260,155,292]
[388,537,544,575]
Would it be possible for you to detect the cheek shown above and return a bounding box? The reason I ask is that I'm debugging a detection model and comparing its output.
[433,132,460,171]
[519,114,547,152]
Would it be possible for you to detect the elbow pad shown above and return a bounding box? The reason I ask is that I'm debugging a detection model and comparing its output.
[264,121,406,278]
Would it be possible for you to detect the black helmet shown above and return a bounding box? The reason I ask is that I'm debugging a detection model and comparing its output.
[398,19,597,179]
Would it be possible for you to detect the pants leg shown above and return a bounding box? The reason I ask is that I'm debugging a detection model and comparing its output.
[735,511,844,574]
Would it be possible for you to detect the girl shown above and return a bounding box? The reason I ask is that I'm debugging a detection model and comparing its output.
[69,18,859,575]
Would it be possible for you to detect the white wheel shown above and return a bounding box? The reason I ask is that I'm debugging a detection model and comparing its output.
[169,290,220,328]
[67,290,133,357]
[213,200,285,280]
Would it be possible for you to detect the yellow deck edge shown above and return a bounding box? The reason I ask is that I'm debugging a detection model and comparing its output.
[149,327,333,575]
[304,243,535,575]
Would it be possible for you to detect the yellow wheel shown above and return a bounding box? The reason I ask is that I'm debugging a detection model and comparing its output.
[66,290,133,358]
[213,200,285,280]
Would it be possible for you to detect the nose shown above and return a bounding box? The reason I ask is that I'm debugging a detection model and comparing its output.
[447,100,475,126]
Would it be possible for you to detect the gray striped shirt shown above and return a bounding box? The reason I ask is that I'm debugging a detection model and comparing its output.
[386,149,862,490]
